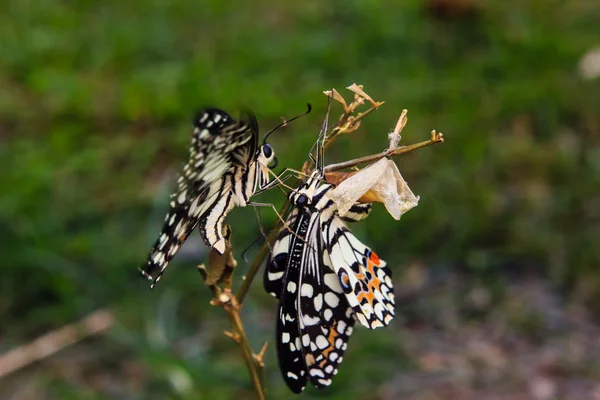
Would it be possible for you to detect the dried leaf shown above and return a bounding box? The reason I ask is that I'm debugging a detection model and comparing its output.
[326,158,419,220]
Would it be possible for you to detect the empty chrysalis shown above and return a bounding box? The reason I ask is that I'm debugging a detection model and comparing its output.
[325,158,419,220]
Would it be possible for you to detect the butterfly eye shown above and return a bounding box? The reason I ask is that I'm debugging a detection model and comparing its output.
[296,194,308,206]
[262,144,273,158]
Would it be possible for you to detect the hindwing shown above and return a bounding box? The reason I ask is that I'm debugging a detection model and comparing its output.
[321,213,395,329]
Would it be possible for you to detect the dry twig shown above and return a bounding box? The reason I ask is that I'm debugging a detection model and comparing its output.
[0,309,115,379]
[197,229,267,400]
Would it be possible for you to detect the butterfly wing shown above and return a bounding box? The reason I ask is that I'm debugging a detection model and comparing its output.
[274,206,349,392]
[275,208,312,393]
[309,252,356,386]
[295,210,330,387]
[264,208,299,298]
[322,212,395,329]
[296,212,356,388]
[340,202,372,223]
[141,109,258,287]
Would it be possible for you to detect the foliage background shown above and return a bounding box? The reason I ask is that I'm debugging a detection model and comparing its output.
[2,0,600,399]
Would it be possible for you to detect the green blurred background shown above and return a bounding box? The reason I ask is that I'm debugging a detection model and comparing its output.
[2,0,600,399]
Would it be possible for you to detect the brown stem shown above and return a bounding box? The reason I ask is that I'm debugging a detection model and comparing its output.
[324,101,383,149]
[227,296,266,400]
[0,309,114,379]
[198,250,267,399]
[324,131,444,172]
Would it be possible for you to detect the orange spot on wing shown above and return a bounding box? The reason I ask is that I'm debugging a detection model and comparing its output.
[342,274,350,286]
[369,251,381,265]
[354,258,386,308]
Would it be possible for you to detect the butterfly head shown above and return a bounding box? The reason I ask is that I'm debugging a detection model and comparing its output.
[288,170,322,207]
[257,143,278,169]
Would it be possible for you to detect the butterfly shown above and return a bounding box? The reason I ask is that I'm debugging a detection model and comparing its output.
[141,106,309,288]
[264,168,395,393]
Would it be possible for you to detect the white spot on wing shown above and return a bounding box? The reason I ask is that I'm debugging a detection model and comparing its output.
[287,372,299,379]
[337,320,347,334]
[316,335,328,349]
[301,283,314,297]
[287,281,297,293]
[314,293,323,312]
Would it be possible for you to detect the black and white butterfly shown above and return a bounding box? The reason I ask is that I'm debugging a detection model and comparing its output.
[141,106,309,288]
[264,148,395,392]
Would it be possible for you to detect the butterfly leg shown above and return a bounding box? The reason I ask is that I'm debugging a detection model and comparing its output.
[248,201,290,227]
[255,172,294,194]
[256,167,329,196]
[248,202,316,253]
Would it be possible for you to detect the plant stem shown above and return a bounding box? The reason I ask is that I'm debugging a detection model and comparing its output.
[227,297,266,400]
[198,261,267,399]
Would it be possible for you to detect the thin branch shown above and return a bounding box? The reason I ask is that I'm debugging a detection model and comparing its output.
[198,241,268,400]
[323,85,384,149]
[324,131,444,173]
[0,309,114,379]
[228,300,265,393]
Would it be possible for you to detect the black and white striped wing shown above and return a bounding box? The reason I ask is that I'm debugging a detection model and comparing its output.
[297,220,355,389]
[322,214,395,329]
[141,109,258,288]
[312,251,356,385]
[294,209,332,387]
[274,209,312,393]
[340,202,372,223]
[264,209,298,298]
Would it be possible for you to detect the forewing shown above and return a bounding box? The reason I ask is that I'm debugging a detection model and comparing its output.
[322,214,395,329]
[275,209,311,393]
[295,211,332,387]
[188,108,257,179]
[340,202,372,223]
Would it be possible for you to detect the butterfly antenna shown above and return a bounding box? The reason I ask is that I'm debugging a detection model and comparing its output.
[241,229,267,263]
[316,92,333,175]
[242,205,273,262]
[262,103,312,145]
